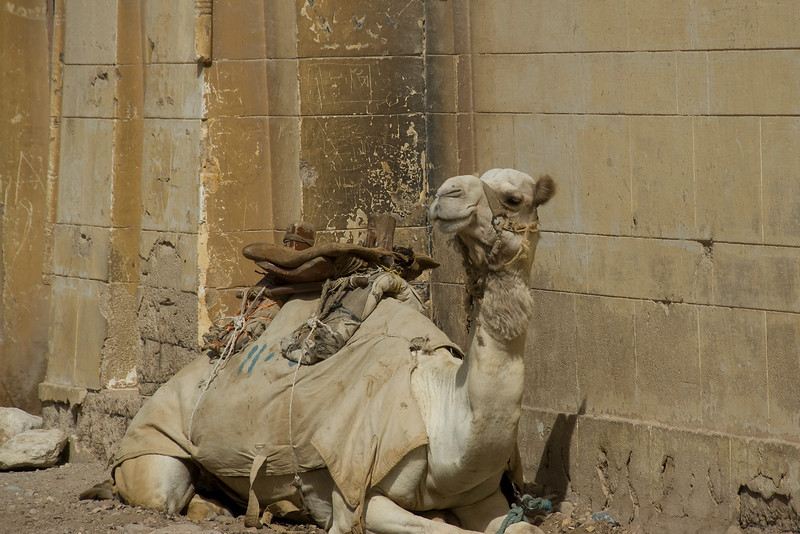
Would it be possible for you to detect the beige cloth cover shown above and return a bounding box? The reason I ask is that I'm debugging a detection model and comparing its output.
[111,296,462,511]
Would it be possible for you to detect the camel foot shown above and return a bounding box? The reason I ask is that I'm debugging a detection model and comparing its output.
[79,478,114,501]
[185,493,234,520]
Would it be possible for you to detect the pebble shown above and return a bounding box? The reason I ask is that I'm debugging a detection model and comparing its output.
[558,500,575,518]
[3,485,23,492]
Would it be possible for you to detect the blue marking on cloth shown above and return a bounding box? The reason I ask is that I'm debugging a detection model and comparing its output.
[238,345,261,374]
[247,345,267,373]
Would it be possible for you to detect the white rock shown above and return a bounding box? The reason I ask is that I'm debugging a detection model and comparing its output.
[0,407,42,446]
[0,428,67,470]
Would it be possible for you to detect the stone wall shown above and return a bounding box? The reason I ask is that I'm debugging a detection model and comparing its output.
[426,2,800,531]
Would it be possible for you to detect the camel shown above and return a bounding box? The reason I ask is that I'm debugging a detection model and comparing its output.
[110,168,556,533]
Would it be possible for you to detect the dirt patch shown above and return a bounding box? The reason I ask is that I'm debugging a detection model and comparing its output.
[0,462,322,534]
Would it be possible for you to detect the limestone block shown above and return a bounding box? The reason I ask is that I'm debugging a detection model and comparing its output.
[575,295,636,418]
[762,117,800,247]
[63,0,117,64]
[299,57,424,116]
[699,306,768,436]
[647,427,733,529]
[634,301,701,426]
[573,115,630,236]
[141,119,201,233]
[473,114,517,171]
[268,118,302,229]
[0,429,68,470]
[426,113,460,190]
[708,51,800,115]
[472,54,585,114]
[757,2,800,48]
[518,408,579,499]
[57,118,114,226]
[429,282,467,351]
[426,55,457,114]
[117,0,145,65]
[529,232,588,294]
[206,117,271,232]
[712,243,800,312]
[62,65,119,118]
[143,64,203,119]
[137,340,196,385]
[114,65,145,119]
[52,224,110,281]
[137,287,199,347]
[139,230,198,292]
[213,0,267,60]
[524,290,579,412]
[513,114,577,233]
[693,0,758,50]
[424,0,456,55]
[264,0,298,59]
[469,0,515,53]
[766,312,800,440]
[627,0,692,51]
[694,117,761,244]
[297,0,423,58]
[731,438,800,531]
[572,416,648,525]
[630,116,695,239]
[46,277,105,390]
[585,236,706,303]
[99,282,141,389]
[677,51,709,115]
[572,0,628,51]
[300,114,426,228]
[109,228,140,284]
[584,52,676,115]
[267,59,300,115]
[111,118,144,227]
[205,60,269,118]
[0,408,42,447]
[144,0,195,63]
[429,226,464,286]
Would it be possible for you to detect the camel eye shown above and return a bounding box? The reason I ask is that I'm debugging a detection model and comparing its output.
[504,194,522,207]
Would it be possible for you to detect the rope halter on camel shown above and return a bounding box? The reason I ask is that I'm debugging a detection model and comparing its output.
[480,180,540,273]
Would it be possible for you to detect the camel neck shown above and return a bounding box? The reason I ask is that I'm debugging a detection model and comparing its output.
[453,270,533,462]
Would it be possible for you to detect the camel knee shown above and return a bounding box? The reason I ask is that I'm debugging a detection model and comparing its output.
[114,454,197,514]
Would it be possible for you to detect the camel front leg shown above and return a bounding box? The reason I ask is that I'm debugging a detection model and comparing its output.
[451,489,544,534]
[357,492,482,534]
[329,489,481,534]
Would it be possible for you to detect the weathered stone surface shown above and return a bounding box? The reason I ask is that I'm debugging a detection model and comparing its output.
[0,429,67,470]
[694,117,762,244]
[297,0,424,58]
[574,295,636,419]
[300,114,426,229]
[0,408,42,447]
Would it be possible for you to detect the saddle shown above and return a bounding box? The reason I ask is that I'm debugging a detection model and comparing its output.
[242,241,439,283]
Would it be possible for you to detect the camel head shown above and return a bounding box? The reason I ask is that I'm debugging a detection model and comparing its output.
[429,169,555,274]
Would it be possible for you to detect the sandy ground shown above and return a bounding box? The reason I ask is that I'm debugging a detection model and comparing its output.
[0,462,630,534]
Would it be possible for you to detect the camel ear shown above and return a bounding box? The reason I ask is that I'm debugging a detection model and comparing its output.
[533,174,555,206]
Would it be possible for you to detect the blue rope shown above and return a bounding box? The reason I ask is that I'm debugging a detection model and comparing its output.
[496,495,551,534]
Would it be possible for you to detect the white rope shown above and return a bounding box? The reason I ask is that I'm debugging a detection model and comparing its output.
[286,315,325,487]
[188,286,266,438]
